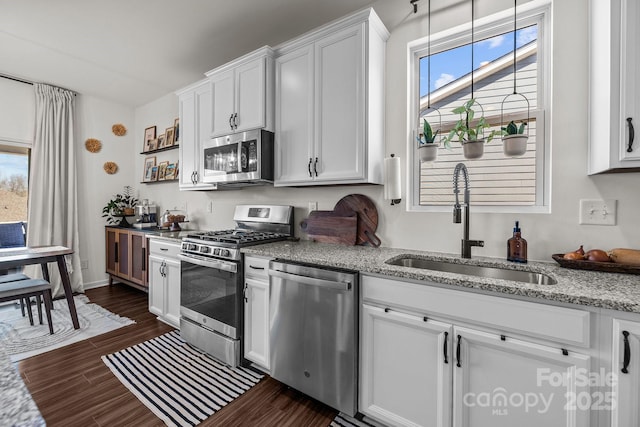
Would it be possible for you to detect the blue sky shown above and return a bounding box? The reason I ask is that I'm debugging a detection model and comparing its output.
[0,153,28,180]
[420,25,538,97]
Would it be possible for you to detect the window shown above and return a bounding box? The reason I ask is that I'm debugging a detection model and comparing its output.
[0,146,29,223]
[408,1,551,213]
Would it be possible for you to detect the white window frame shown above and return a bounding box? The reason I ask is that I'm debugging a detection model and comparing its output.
[407,0,552,214]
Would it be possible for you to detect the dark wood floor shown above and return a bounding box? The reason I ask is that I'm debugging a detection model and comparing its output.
[18,284,337,426]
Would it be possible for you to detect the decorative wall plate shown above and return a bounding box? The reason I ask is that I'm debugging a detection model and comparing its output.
[85,138,102,153]
[112,123,127,136]
[103,161,118,174]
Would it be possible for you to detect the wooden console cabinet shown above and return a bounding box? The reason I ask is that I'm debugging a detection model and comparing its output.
[105,226,148,291]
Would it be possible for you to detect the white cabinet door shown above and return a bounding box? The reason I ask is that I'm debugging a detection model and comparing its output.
[235,58,266,133]
[243,277,270,370]
[314,23,365,183]
[452,326,590,427]
[163,258,181,328]
[360,304,453,427]
[210,70,235,137]
[620,0,640,162]
[178,80,216,190]
[611,319,640,427]
[275,45,315,185]
[148,255,164,318]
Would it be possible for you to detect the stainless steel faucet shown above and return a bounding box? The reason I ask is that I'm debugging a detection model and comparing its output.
[452,163,484,258]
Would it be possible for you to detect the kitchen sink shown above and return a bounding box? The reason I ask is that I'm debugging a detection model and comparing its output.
[386,255,557,285]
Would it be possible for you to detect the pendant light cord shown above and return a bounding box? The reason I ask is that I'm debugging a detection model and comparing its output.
[427,0,432,108]
[513,0,517,94]
[471,0,475,99]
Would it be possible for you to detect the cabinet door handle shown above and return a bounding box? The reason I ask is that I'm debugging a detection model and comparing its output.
[313,157,318,177]
[308,158,313,177]
[627,118,635,153]
[160,248,168,251]
[456,334,462,368]
[243,283,248,303]
[142,248,146,271]
[443,331,449,364]
[229,114,234,130]
[233,113,238,129]
[194,171,198,184]
[115,242,119,263]
[622,330,631,374]
[249,265,265,270]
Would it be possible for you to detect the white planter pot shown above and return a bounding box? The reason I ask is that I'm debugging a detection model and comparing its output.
[461,139,485,159]
[502,134,528,156]
[418,144,439,162]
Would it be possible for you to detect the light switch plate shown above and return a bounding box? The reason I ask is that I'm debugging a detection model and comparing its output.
[308,201,318,213]
[579,199,617,225]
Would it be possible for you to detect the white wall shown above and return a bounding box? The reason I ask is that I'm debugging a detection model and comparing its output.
[76,96,135,287]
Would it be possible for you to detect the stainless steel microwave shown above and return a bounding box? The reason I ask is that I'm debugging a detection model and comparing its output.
[202,129,274,186]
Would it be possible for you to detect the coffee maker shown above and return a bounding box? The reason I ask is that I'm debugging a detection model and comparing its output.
[132,201,158,229]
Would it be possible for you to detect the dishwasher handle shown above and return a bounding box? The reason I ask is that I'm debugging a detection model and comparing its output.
[269,268,352,291]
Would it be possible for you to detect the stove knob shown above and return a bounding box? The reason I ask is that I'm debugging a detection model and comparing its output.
[220,249,230,258]
[200,246,210,254]
[213,248,220,255]
[188,244,197,251]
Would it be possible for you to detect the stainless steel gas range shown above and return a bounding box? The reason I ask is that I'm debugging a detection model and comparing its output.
[177,205,293,367]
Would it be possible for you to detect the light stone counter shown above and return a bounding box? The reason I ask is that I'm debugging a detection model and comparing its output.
[242,241,640,313]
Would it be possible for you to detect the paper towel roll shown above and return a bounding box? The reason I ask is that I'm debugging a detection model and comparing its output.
[384,155,401,202]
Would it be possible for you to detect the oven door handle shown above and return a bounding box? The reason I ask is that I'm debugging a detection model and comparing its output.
[269,269,351,291]
[178,253,238,273]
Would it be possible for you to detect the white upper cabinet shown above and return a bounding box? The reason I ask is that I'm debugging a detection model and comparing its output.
[176,79,217,190]
[206,46,274,138]
[274,8,389,186]
[589,0,640,173]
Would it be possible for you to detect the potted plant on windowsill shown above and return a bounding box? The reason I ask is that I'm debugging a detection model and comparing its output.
[102,185,139,227]
[501,120,528,156]
[416,118,440,162]
[442,98,501,159]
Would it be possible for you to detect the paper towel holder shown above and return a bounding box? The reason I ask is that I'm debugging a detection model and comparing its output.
[387,154,402,206]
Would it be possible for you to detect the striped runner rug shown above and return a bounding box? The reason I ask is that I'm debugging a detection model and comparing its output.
[102,331,263,427]
[330,413,382,427]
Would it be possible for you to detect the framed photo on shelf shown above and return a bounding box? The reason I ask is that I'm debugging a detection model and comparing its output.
[150,166,159,181]
[143,156,156,182]
[165,127,175,147]
[144,126,156,151]
[174,118,179,144]
[148,138,158,151]
[157,134,166,149]
[158,161,169,180]
[165,162,177,180]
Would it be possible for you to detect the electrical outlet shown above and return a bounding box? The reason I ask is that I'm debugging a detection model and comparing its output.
[308,201,318,214]
[579,199,617,225]
[80,260,88,270]
[207,201,213,213]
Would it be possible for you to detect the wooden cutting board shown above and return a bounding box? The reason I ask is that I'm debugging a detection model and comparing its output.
[300,211,357,245]
[334,194,381,247]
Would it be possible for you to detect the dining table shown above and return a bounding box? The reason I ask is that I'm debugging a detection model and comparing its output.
[0,246,79,329]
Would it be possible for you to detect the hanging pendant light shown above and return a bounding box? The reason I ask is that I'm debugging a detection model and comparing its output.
[418,0,441,162]
[500,0,530,157]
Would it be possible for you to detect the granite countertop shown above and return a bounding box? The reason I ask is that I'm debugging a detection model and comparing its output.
[146,230,195,242]
[0,348,45,427]
[242,241,640,314]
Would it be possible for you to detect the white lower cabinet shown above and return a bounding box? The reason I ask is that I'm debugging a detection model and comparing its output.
[611,318,640,427]
[360,304,452,427]
[360,275,592,427]
[243,255,271,371]
[148,239,181,328]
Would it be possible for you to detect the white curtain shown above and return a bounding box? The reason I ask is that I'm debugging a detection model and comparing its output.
[26,84,83,297]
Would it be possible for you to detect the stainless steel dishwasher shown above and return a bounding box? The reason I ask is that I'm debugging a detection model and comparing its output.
[269,261,358,416]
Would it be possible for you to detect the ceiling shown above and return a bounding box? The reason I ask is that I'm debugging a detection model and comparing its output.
[0,0,407,107]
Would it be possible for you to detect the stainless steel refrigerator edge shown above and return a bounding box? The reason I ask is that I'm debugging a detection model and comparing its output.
[269,261,358,416]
